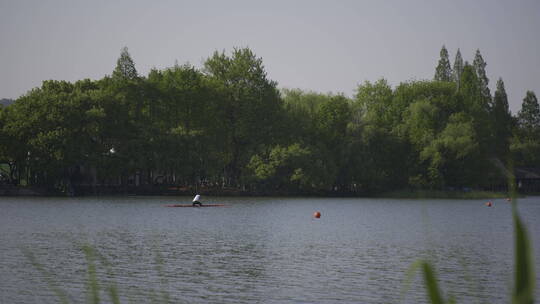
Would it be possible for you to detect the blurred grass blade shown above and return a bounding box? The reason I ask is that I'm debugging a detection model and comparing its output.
[22,249,70,304]
[508,159,535,304]
[400,260,423,301]
[512,211,535,304]
[154,249,171,304]
[93,248,120,304]
[83,245,100,304]
[422,261,445,304]
[107,285,120,304]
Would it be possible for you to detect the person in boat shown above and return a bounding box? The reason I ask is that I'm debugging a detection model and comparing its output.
[192,194,202,207]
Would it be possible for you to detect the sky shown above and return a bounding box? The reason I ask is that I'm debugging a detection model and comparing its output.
[1,0,539,113]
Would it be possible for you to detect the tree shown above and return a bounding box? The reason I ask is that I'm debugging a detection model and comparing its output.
[0,105,19,184]
[315,95,351,146]
[459,63,494,154]
[3,80,103,190]
[203,48,283,186]
[492,78,512,157]
[281,89,331,142]
[473,49,491,100]
[423,113,482,188]
[106,48,152,186]
[112,47,138,80]
[517,91,540,136]
[512,91,540,167]
[146,64,222,184]
[247,144,329,191]
[351,80,413,192]
[434,45,452,82]
[354,79,394,128]
[453,48,464,85]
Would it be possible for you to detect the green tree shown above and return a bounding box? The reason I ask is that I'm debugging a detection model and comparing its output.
[351,79,410,192]
[460,64,491,140]
[473,49,491,101]
[146,64,222,185]
[452,48,464,85]
[112,47,138,80]
[103,47,159,186]
[421,113,482,188]
[314,95,352,189]
[397,82,457,187]
[434,45,452,82]
[0,105,20,184]
[354,79,395,128]
[3,80,103,190]
[492,78,512,158]
[247,144,329,191]
[281,89,331,142]
[512,91,540,167]
[517,91,540,135]
[203,48,283,186]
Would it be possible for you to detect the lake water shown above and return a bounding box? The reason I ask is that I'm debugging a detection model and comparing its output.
[1,196,539,303]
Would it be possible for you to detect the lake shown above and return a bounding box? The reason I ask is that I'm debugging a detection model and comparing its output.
[1,196,539,303]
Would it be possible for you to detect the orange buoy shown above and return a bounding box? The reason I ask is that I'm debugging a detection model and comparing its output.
[313,211,321,219]
[485,201,492,207]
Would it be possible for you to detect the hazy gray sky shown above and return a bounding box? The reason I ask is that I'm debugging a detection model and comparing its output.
[1,0,539,113]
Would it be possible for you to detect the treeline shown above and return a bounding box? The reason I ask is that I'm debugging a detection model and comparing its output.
[0,46,539,195]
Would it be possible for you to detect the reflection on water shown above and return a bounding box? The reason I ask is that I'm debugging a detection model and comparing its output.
[0,196,539,303]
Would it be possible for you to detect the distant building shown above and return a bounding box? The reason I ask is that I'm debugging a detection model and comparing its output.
[515,167,540,192]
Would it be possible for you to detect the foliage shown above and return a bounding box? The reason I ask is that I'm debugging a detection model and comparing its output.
[492,78,513,157]
[112,47,138,80]
[0,45,536,195]
[472,49,491,101]
[248,143,329,191]
[517,91,540,137]
[203,47,284,185]
[434,45,452,82]
[512,91,540,167]
[452,48,464,84]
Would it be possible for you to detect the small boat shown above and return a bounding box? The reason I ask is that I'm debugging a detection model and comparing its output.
[165,204,226,208]
[166,194,225,207]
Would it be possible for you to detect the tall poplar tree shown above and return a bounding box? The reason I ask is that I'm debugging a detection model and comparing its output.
[434,45,452,82]
[473,49,490,100]
[109,46,146,184]
[453,48,464,85]
[112,47,138,80]
[492,78,512,157]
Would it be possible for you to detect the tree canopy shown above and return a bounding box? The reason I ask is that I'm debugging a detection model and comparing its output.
[0,45,536,195]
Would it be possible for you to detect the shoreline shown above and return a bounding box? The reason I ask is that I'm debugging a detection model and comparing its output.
[0,185,518,199]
